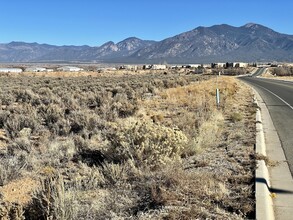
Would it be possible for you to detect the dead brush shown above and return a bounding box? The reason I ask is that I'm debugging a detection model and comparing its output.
[26,171,74,220]
[0,202,24,220]
[0,74,256,219]
[65,163,106,190]
[144,164,253,219]
[106,118,188,168]
[254,153,279,167]
[195,110,224,149]
[230,112,243,123]
[0,155,26,185]
[102,162,127,185]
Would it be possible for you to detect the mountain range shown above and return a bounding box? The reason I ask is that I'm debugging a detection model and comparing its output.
[1,23,293,63]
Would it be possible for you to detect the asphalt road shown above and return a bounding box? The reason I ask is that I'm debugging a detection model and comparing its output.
[240,76,293,176]
[252,68,267,77]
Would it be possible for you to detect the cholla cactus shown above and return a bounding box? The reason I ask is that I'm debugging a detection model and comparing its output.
[109,119,188,167]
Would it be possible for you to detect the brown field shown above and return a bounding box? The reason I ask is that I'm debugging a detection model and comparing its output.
[0,71,256,219]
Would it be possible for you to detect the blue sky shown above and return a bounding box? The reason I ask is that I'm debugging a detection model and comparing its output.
[1,0,292,46]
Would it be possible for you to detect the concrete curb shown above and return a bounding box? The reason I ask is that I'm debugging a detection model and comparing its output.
[254,88,293,220]
[254,95,275,220]
[239,76,293,219]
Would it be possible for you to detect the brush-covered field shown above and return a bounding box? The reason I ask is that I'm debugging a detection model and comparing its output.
[0,71,256,219]
[263,66,293,81]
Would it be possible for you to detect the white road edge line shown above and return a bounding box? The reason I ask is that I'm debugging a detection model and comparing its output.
[255,84,293,110]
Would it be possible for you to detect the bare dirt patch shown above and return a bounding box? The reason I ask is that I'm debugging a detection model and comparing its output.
[0,177,39,205]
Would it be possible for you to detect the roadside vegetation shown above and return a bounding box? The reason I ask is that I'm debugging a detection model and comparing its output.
[0,71,256,219]
[271,66,293,76]
[212,68,249,76]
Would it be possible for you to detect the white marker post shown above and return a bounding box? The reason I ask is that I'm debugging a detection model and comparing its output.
[216,71,220,108]
[216,88,220,108]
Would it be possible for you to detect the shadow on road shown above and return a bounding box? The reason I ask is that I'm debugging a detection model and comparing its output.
[256,177,293,194]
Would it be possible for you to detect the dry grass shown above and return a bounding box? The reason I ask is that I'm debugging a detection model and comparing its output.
[134,76,256,218]
[254,153,279,167]
[0,177,39,205]
[0,73,256,219]
[262,67,293,80]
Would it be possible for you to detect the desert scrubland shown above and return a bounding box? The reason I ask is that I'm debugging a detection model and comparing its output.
[0,71,256,219]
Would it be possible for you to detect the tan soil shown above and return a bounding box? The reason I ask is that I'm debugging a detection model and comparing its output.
[0,177,39,206]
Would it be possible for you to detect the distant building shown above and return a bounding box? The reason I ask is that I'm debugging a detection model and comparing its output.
[202,64,212,68]
[0,68,23,73]
[211,63,226,68]
[119,65,137,71]
[143,64,152,70]
[233,62,248,68]
[256,63,271,68]
[151,64,167,70]
[188,64,202,68]
[25,67,47,72]
[57,66,84,72]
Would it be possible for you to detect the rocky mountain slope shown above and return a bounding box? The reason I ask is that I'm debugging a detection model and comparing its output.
[0,23,292,63]
[131,23,293,63]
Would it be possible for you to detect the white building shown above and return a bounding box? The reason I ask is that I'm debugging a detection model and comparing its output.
[151,64,167,70]
[202,64,212,68]
[218,63,226,68]
[25,67,47,72]
[189,64,202,68]
[0,68,23,73]
[233,62,248,68]
[120,65,138,70]
[212,63,226,68]
[57,66,84,72]
[256,63,271,68]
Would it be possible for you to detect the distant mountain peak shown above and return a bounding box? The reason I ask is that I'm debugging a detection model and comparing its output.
[243,23,258,28]
[101,41,115,46]
[242,23,268,30]
[1,23,293,63]
[122,37,141,41]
